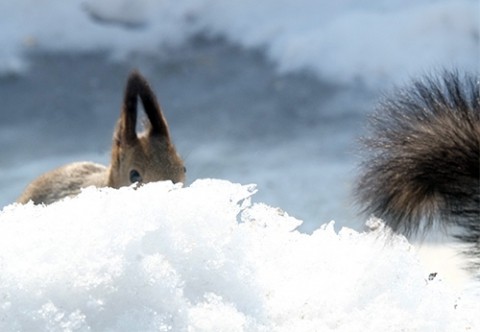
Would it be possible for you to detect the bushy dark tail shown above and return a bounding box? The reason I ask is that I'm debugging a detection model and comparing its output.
[355,71,479,254]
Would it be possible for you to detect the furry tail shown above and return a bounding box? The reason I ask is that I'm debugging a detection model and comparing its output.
[355,71,479,248]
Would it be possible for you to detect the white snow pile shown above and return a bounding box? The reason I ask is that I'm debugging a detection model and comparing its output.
[0,179,478,331]
[1,0,478,87]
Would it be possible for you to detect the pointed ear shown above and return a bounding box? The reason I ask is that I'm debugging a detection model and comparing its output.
[118,71,141,145]
[130,70,171,139]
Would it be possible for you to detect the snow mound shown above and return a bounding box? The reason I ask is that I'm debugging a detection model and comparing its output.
[0,179,478,331]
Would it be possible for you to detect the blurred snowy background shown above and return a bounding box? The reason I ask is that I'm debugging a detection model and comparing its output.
[1,0,478,232]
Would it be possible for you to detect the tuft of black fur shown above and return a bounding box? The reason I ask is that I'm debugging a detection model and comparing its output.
[355,71,479,259]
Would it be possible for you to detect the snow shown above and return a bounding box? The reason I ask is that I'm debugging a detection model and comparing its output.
[0,180,478,331]
[1,0,478,87]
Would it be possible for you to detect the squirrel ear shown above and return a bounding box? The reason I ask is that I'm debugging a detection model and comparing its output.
[118,72,140,145]
[128,70,171,139]
[118,70,171,144]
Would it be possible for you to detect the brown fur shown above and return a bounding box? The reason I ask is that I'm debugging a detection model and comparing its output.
[18,71,185,205]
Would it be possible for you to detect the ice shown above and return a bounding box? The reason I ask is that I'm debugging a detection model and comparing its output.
[0,180,478,331]
[1,0,478,87]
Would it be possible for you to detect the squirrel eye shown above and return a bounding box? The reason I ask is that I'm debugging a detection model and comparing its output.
[183,166,187,174]
[129,169,142,183]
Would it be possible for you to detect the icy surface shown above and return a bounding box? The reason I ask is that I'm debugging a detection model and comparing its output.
[0,180,478,331]
[1,0,478,87]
